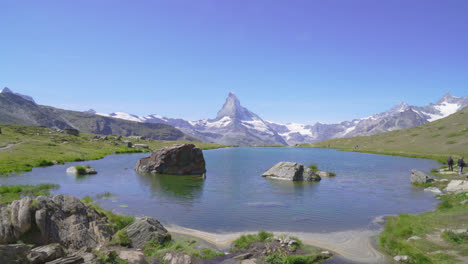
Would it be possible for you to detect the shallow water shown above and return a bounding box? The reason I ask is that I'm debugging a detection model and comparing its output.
[0,147,439,234]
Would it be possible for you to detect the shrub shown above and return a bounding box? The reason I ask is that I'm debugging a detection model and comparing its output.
[38,160,54,167]
[75,166,87,175]
[307,163,318,172]
[446,140,457,144]
[232,231,274,251]
[327,172,336,177]
[113,230,131,247]
[442,231,468,244]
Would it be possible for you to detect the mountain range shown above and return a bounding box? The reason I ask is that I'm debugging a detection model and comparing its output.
[0,87,192,141]
[1,87,467,146]
[97,91,468,146]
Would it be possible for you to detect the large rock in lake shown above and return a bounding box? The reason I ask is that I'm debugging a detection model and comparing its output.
[135,144,206,175]
[411,169,434,184]
[262,162,321,181]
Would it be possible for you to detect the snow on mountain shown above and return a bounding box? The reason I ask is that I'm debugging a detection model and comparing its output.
[96,93,286,146]
[95,92,468,146]
[1,87,36,104]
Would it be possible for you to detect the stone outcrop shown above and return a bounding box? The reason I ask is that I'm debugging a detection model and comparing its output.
[0,244,31,264]
[410,169,434,184]
[28,243,65,264]
[0,195,112,250]
[63,128,79,136]
[135,144,206,175]
[445,180,468,193]
[262,162,321,181]
[123,217,171,249]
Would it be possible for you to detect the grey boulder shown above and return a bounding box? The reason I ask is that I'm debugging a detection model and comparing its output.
[262,162,321,181]
[136,144,206,175]
[28,243,65,264]
[410,169,434,184]
[0,195,113,250]
[0,244,31,264]
[123,217,171,249]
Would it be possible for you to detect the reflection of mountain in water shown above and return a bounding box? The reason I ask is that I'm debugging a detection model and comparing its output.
[137,173,205,202]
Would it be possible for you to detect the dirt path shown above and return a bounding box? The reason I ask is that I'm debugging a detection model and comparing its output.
[0,142,22,151]
[167,226,392,264]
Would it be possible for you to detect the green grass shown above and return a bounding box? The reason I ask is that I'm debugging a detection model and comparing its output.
[307,163,318,172]
[94,250,128,264]
[265,253,324,264]
[442,231,468,244]
[0,183,59,204]
[0,124,229,174]
[378,192,468,263]
[298,107,468,163]
[81,196,134,231]
[232,231,274,251]
[144,239,224,260]
[110,230,132,247]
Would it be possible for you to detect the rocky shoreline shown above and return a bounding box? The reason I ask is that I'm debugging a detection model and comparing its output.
[0,194,334,264]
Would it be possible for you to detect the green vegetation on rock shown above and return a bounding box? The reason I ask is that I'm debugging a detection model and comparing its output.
[0,124,228,174]
[298,107,468,163]
[82,196,134,231]
[232,231,274,251]
[0,183,59,204]
[144,239,224,260]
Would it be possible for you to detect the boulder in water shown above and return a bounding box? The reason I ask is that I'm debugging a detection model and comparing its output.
[135,144,206,175]
[262,162,321,181]
[410,169,434,184]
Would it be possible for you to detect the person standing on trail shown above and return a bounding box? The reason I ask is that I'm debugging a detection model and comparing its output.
[458,157,465,175]
[447,156,454,171]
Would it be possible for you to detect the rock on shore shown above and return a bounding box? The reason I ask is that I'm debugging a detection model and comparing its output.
[135,144,206,175]
[0,195,172,264]
[262,162,321,181]
[411,169,434,184]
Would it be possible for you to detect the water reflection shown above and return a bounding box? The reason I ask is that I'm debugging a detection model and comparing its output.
[136,173,205,202]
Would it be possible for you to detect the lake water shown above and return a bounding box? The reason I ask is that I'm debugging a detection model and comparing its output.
[0,147,439,234]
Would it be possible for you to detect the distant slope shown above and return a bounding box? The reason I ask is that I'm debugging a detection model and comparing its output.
[0,124,226,174]
[0,92,193,141]
[299,107,468,162]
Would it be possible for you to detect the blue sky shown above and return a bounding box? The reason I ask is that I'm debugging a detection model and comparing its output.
[1,0,467,124]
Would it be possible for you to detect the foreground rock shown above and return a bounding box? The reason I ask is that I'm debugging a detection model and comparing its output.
[0,244,31,264]
[66,165,97,175]
[135,144,206,175]
[123,217,171,249]
[0,195,112,249]
[444,180,468,193]
[410,169,434,184]
[262,162,321,181]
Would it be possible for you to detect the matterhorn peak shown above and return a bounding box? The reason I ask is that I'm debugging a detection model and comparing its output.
[216,92,257,121]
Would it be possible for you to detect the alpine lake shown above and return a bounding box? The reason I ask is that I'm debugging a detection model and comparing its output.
[0,147,441,263]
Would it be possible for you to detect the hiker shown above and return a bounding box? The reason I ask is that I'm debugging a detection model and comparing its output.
[458,157,465,175]
[447,156,454,171]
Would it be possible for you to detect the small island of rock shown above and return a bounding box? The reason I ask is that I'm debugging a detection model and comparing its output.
[135,144,206,176]
[262,161,321,181]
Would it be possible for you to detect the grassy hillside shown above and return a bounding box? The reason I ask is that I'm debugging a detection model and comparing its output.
[0,92,194,141]
[298,107,468,163]
[0,124,227,174]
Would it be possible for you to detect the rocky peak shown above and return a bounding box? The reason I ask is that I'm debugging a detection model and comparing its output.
[1,87,13,93]
[84,109,97,114]
[0,87,36,104]
[215,92,256,121]
[388,101,410,114]
[437,92,457,104]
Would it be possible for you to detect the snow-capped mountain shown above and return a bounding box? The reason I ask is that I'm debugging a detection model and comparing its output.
[266,93,468,145]
[98,93,287,146]
[1,87,36,103]
[97,92,468,146]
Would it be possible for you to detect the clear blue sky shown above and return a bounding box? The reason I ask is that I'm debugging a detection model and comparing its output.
[1,0,467,124]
